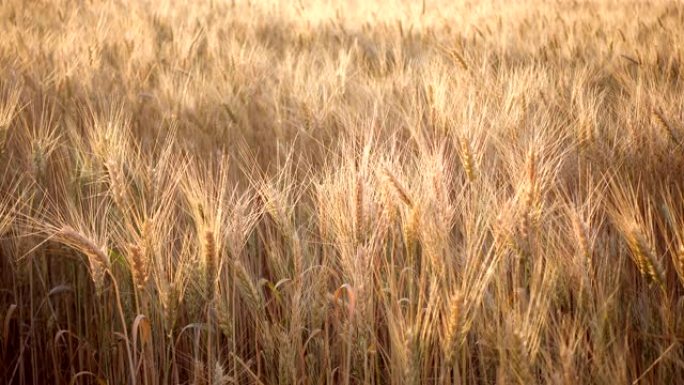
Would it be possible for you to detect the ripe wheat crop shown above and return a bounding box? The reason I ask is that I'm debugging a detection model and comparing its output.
[2,0,684,383]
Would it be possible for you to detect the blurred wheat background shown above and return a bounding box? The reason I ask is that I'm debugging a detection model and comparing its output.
[2,0,684,383]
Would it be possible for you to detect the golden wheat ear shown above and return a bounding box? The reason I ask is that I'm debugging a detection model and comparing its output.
[382,166,413,208]
[54,226,110,288]
[622,221,666,292]
[128,243,148,290]
[0,85,21,155]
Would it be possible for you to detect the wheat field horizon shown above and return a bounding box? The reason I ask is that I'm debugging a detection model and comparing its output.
[1,0,684,384]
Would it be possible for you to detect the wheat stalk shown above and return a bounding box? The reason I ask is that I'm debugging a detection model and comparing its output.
[129,244,148,290]
[204,230,217,299]
[106,158,127,209]
[443,291,463,365]
[519,148,539,246]
[55,226,110,292]
[653,109,679,145]
[404,205,421,255]
[624,223,666,291]
[403,327,420,385]
[382,167,413,207]
[449,49,469,71]
[675,243,684,288]
[571,212,592,271]
[459,136,476,182]
[355,173,365,242]
[233,260,262,309]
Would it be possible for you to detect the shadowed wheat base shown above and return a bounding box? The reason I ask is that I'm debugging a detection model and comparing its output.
[2,0,684,384]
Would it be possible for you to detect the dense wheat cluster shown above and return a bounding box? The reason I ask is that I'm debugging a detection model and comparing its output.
[2,0,684,383]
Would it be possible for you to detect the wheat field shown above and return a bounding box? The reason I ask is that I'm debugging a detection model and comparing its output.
[1,0,684,383]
